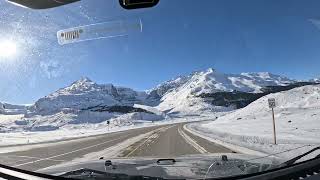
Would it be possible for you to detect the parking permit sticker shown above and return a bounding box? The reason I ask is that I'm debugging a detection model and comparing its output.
[57,18,142,45]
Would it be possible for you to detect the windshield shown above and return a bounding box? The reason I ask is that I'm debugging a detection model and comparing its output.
[0,0,320,179]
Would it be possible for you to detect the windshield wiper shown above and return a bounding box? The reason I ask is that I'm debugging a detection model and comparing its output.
[59,168,165,180]
[280,146,320,167]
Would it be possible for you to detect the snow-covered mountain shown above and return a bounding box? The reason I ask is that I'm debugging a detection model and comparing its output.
[26,68,300,116]
[28,69,296,116]
[152,68,296,114]
[30,77,153,115]
[149,68,294,98]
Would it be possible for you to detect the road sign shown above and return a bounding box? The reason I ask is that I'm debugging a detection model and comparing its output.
[268,98,277,145]
[268,98,276,108]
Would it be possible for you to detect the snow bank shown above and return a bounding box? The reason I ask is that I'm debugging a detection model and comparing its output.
[112,112,163,122]
[188,85,320,159]
[0,109,164,133]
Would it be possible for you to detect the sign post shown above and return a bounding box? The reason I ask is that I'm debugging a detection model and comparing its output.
[107,120,110,131]
[268,98,277,145]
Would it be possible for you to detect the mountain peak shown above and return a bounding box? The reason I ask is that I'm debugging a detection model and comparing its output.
[207,68,215,73]
[52,77,98,96]
[74,77,94,84]
[68,77,96,88]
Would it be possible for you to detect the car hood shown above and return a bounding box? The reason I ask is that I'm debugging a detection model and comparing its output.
[38,153,281,179]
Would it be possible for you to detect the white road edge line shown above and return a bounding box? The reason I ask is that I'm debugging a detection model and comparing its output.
[178,127,208,154]
[183,124,268,156]
[13,136,128,167]
[8,155,65,164]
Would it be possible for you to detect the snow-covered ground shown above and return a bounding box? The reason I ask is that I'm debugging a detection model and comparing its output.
[187,85,320,160]
[0,114,213,147]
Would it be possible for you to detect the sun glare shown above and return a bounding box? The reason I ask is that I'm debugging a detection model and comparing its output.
[0,40,17,58]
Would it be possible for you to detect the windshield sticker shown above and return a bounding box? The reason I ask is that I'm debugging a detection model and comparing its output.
[57,18,142,45]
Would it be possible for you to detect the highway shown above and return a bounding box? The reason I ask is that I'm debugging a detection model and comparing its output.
[0,123,233,172]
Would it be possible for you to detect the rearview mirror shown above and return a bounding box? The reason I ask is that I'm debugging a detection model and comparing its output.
[119,0,159,9]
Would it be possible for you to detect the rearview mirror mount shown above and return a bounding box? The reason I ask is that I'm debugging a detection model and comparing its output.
[119,0,159,9]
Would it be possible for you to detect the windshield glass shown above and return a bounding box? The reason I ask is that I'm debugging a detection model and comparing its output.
[0,0,320,179]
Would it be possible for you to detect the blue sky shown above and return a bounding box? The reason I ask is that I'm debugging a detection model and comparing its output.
[0,0,320,104]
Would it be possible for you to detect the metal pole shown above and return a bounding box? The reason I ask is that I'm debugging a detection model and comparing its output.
[272,108,277,145]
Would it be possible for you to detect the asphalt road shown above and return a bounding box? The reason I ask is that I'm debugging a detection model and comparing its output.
[0,122,233,172]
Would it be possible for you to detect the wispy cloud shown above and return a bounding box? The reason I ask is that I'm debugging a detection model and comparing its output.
[40,60,63,79]
[309,19,320,29]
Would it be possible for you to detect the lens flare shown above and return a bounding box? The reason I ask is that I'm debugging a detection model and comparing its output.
[0,40,17,58]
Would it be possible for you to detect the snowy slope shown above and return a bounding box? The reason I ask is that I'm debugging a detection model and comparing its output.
[133,104,164,116]
[189,84,320,156]
[155,68,295,114]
